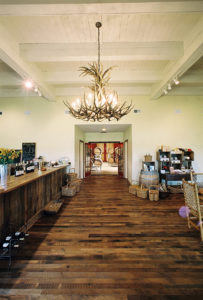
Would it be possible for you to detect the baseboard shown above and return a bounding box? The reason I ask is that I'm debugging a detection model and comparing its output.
[19,209,44,233]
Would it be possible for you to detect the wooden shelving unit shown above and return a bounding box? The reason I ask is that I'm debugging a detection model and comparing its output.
[157,148,194,184]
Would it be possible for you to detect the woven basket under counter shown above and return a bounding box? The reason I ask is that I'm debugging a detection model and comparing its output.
[149,185,159,201]
[68,179,82,193]
[67,173,78,182]
[62,185,76,197]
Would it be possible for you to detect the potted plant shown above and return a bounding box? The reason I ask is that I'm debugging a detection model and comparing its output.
[0,148,21,188]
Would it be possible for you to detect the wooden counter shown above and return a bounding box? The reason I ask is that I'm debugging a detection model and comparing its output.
[0,166,67,242]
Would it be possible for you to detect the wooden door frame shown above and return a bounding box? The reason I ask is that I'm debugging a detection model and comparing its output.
[79,140,84,179]
[124,139,128,179]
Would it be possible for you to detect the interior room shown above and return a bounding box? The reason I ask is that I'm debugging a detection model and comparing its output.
[0,0,203,298]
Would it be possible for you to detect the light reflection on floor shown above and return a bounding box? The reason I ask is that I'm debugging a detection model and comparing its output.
[91,162,118,175]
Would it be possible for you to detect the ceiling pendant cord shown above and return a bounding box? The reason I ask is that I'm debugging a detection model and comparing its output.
[96,22,102,73]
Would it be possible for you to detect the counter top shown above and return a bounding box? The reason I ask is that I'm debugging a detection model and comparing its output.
[0,165,67,194]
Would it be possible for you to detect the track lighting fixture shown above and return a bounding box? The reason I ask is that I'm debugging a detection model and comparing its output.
[23,79,33,89]
[174,78,180,85]
[23,80,42,97]
[163,76,181,96]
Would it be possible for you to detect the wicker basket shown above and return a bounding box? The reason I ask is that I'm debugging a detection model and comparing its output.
[168,185,184,194]
[149,185,159,201]
[67,173,78,182]
[136,185,148,199]
[144,154,152,162]
[44,199,64,215]
[69,179,82,192]
[62,185,76,197]
[129,185,139,195]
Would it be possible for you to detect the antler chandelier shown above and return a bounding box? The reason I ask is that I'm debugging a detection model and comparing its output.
[64,22,133,122]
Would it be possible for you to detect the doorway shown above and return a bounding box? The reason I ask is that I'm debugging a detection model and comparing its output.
[85,142,124,176]
[75,124,132,181]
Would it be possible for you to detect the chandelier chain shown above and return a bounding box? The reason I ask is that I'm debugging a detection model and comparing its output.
[98,23,100,73]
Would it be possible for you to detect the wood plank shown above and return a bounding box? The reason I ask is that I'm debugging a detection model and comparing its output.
[0,166,66,241]
[0,165,67,194]
[0,175,203,298]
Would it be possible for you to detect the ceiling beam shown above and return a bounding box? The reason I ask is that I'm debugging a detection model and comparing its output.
[20,42,183,62]
[55,85,151,96]
[151,16,203,99]
[43,70,162,84]
[0,1,203,15]
[0,22,56,101]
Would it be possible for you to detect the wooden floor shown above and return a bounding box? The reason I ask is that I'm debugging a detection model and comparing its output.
[0,175,203,299]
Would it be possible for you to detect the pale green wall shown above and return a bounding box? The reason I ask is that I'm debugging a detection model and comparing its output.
[85,132,124,143]
[129,95,203,182]
[0,97,77,163]
[0,95,202,183]
[124,125,132,183]
[74,125,85,174]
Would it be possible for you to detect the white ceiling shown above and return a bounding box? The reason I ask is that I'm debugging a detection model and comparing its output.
[0,0,203,100]
[76,124,131,133]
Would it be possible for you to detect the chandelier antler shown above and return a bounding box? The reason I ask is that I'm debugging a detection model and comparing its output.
[64,22,133,122]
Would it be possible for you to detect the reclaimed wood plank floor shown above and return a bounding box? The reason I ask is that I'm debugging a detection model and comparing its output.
[0,175,203,299]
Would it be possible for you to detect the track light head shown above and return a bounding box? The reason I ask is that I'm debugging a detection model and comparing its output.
[167,83,172,90]
[174,78,180,85]
[23,79,33,89]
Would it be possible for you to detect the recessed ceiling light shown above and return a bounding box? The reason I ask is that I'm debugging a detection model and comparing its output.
[163,89,168,95]
[102,128,106,131]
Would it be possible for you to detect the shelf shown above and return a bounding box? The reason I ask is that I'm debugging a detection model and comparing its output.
[165,173,190,183]
[157,148,194,182]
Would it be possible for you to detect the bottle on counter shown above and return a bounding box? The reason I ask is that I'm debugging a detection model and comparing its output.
[30,160,35,172]
[25,161,30,173]
[22,161,26,172]
[25,161,35,173]
[15,163,21,177]
[19,163,24,175]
